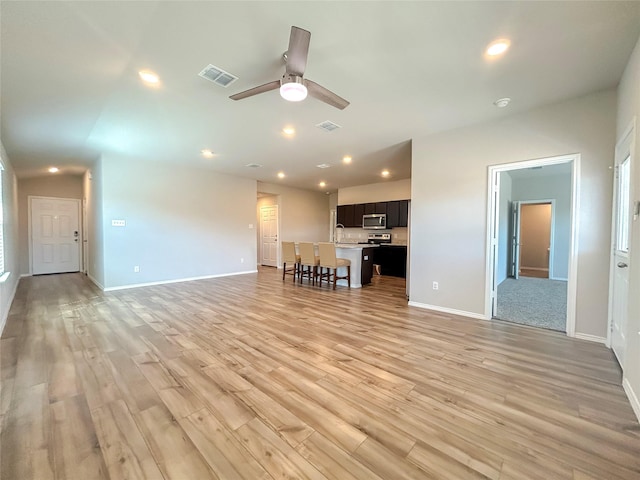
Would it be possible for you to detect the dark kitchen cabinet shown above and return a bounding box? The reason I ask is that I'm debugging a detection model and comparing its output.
[353,204,365,227]
[386,201,400,228]
[337,205,347,226]
[398,200,409,227]
[338,200,409,229]
[344,204,356,227]
[374,202,387,215]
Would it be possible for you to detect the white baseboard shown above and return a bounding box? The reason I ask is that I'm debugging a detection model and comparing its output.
[20,273,32,278]
[87,273,104,290]
[550,276,568,281]
[520,266,549,272]
[572,332,607,344]
[103,270,258,292]
[408,301,488,320]
[623,377,640,423]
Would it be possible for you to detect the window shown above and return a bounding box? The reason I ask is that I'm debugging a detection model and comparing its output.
[616,154,631,253]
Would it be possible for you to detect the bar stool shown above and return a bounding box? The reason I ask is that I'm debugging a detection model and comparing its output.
[298,242,319,284]
[281,241,300,282]
[317,242,351,289]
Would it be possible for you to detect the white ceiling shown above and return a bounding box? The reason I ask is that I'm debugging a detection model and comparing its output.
[2,1,639,192]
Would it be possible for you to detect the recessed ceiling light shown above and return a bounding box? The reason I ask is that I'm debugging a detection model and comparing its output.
[201,149,214,158]
[138,69,160,85]
[48,167,59,173]
[493,97,511,108]
[282,126,295,135]
[486,39,510,56]
[343,156,352,164]
[381,170,390,177]
[316,163,331,169]
[319,181,327,188]
[277,172,285,179]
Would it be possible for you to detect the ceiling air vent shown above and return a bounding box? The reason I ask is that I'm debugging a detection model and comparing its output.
[315,120,341,132]
[245,163,263,168]
[198,64,238,87]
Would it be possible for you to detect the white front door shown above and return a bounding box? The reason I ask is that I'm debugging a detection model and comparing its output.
[610,129,633,366]
[31,197,81,275]
[260,205,278,267]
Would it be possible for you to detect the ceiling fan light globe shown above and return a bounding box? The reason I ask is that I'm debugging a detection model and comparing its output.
[280,82,308,102]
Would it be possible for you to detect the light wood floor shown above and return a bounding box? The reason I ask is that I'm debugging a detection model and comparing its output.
[1,269,639,479]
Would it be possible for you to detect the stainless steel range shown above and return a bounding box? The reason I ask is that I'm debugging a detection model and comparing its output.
[367,233,391,244]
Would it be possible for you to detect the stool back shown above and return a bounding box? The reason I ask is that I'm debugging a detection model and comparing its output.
[282,242,297,264]
[318,242,338,268]
[299,242,316,266]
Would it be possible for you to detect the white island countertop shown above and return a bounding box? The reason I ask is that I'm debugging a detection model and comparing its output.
[334,243,379,249]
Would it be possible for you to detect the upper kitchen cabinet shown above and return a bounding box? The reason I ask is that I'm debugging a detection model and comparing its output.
[386,201,400,228]
[354,204,365,227]
[374,202,387,215]
[337,204,356,227]
[337,199,409,228]
[398,200,409,227]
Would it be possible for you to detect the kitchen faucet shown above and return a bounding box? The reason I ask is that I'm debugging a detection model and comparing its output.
[335,223,345,243]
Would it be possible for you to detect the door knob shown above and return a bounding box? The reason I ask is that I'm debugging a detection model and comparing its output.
[617,262,628,268]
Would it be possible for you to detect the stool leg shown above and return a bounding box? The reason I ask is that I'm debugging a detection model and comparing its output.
[347,265,351,288]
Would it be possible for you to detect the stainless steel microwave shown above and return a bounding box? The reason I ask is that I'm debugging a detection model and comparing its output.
[363,213,386,229]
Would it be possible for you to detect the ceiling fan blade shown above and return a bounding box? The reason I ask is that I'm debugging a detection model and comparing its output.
[229,80,281,101]
[285,26,310,76]
[304,79,350,110]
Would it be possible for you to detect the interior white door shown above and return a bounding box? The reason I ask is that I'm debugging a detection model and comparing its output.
[31,197,80,275]
[510,201,521,279]
[611,146,632,366]
[260,205,278,267]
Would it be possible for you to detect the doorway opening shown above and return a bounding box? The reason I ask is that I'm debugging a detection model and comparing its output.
[515,201,553,279]
[486,155,579,335]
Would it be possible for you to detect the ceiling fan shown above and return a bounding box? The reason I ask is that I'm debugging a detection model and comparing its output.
[229,26,349,110]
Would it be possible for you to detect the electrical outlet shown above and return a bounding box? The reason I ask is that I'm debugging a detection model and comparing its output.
[134,266,140,273]
[111,219,126,227]
[432,281,439,290]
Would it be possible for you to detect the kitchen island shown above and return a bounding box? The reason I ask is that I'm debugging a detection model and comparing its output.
[333,244,377,288]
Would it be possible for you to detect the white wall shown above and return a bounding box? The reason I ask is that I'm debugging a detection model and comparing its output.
[0,143,20,334]
[258,182,330,246]
[410,89,616,337]
[617,35,640,420]
[101,157,257,289]
[84,163,104,288]
[338,178,410,205]
[496,172,512,285]
[17,174,84,275]
[512,173,572,280]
